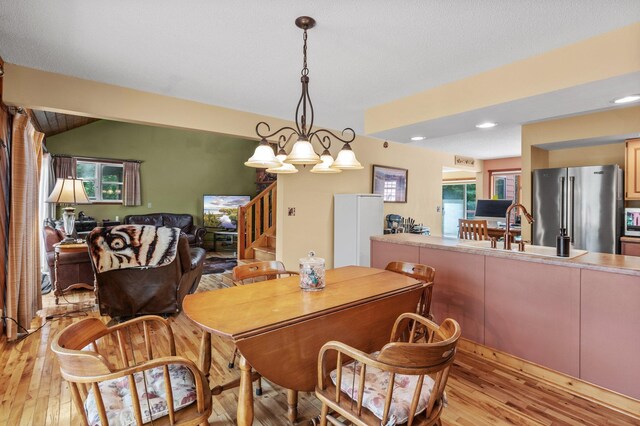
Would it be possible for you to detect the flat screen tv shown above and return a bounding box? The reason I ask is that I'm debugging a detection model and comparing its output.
[203,195,251,230]
[474,199,513,218]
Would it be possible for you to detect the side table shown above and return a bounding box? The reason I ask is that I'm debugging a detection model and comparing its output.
[53,242,95,304]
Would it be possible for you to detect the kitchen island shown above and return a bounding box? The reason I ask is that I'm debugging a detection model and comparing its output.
[371,234,640,401]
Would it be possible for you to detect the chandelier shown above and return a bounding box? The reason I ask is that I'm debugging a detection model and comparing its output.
[245,16,363,174]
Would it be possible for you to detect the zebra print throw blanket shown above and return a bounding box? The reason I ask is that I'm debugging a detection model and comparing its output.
[88,225,180,273]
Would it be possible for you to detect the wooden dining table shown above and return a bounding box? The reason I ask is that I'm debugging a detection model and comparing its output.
[182,265,425,425]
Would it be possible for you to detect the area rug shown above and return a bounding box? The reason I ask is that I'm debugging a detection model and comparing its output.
[202,256,237,275]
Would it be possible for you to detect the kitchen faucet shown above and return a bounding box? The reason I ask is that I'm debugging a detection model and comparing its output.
[504,203,534,250]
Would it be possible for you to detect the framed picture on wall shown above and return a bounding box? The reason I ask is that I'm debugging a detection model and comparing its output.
[372,165,408,203]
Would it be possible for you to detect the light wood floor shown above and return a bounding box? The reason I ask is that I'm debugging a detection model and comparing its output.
[1,268,638,426]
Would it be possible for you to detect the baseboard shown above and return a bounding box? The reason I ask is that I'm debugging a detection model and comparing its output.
[458,338,640,420]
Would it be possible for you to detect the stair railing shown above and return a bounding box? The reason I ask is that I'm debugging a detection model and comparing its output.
[238,181,277,260]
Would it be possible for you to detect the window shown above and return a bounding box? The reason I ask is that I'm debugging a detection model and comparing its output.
[76,160,124,202]
[442,182,476,237]
[383,180,397,201]
[490,170,521,202]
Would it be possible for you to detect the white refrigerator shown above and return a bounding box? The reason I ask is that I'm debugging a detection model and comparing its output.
[333,194,384,267]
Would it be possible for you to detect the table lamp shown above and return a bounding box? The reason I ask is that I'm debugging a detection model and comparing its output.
[46,177,91,244]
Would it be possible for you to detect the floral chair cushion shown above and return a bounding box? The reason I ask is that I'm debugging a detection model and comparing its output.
[329,352,436,424]
[85,364,197,426]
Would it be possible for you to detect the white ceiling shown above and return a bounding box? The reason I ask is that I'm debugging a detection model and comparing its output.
[1,1,639,158]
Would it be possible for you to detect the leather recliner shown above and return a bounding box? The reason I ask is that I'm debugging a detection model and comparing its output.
[122,213,206,248]
[89,231,206,318]
[42,225,94,293]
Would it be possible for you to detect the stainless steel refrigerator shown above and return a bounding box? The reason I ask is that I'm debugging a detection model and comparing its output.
[532,165,623,254]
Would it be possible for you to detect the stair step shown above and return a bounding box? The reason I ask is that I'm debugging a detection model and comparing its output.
[253,246,276,261]
[267,234,277,249]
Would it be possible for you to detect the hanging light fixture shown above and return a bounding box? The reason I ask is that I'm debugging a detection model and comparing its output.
[267,137,299,174]
[247,16,361,173]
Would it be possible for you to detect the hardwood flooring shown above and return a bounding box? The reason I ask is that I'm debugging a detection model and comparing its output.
[1,268,638,425]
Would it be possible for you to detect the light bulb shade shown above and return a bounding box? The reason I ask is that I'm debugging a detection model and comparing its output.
[284,139,320,164]
[244,143,281,168]
[311,153,342,174]
[46,178,91,204]
[332,146,363,170]
[266,162,299,174]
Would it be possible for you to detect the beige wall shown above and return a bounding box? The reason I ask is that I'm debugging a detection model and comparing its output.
[521,106,640,239]
[365,23,640,134]
[547,143,625,169]
[277,140,459,268]
[442,171,477,181]
[3,64,459,268]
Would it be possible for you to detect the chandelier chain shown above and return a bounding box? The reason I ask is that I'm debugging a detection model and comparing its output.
[302,29,309,76]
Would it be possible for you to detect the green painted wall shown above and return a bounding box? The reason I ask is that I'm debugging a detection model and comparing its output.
[47,120,258,226]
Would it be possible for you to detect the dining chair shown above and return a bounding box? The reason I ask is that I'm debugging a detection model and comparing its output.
[231,260,298,285]
[458,218,490,240]
[385,261,436,321]
[51,315,212,426]
[316,313,461,426]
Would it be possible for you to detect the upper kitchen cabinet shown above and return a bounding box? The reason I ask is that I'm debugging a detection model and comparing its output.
[626,138,640,200]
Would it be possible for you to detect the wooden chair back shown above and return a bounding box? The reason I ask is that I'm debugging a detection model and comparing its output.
[385,261,435,320]
[316,313,461,425]
[458,218,490,240]
[232,260,298,285]
[51,316,211,426]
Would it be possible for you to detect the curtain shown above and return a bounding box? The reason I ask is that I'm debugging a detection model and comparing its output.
[53,155,75,179]
[123,161,141,206]
[0,105,10,337]
[5,112,43,340]
[39,152,55,274]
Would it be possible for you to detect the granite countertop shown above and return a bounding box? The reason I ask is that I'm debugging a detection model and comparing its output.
[371,234,640,277]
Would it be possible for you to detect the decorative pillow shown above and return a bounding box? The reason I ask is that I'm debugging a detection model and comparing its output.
[84,364,197,426]
[329,351,437,424]
[88,225,180,273]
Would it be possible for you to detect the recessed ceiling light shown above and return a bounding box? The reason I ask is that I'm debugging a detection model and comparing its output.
[410,136,426,141]
[476,122,497,129]
[612,94,640,104]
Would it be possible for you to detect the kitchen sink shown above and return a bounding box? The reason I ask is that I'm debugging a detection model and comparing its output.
[457,240,588,259]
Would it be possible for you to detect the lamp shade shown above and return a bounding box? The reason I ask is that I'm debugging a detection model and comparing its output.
[332,145,363,170]
[245,140,281,168]
[310,150,342,174]
[284,138,320,165]
[46,178,91,204]
[267,152,299,174]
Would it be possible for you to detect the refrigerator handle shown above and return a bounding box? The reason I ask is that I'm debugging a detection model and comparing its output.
[569,176,575,243]
[560,177,565,229]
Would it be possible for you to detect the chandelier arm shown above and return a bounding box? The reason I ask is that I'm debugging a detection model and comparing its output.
[280,132,299,150]
[309,127,356,145]
[256,121,300,140]
[305,81,315,135]
[294,82,307,136]
[310,133,331,151]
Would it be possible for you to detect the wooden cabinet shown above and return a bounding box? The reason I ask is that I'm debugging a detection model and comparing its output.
[625,138,640,200]
[621,236,640,256]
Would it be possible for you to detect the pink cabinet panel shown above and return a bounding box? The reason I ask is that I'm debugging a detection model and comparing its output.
[581,270,640,399]
[484,257,581,377]
[419,247,485,343]
[370,241,419,269]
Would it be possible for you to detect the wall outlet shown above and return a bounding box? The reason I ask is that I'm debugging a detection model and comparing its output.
[147,202,152,208]
[288,207,296,216]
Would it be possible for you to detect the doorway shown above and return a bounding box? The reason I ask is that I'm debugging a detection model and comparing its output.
[442,181,476,238]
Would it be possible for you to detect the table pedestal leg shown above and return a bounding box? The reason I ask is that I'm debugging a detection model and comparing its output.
[198,331,211,379]
[238,355,254,426]
[287,389,298,424]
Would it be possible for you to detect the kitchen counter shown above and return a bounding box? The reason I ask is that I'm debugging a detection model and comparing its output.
[371,233,640,276]
[370,233,640,400]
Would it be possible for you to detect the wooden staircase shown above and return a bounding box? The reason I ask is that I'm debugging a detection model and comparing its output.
[238,182,277,263]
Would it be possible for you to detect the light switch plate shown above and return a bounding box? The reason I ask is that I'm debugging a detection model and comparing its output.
[288,207,296,216]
